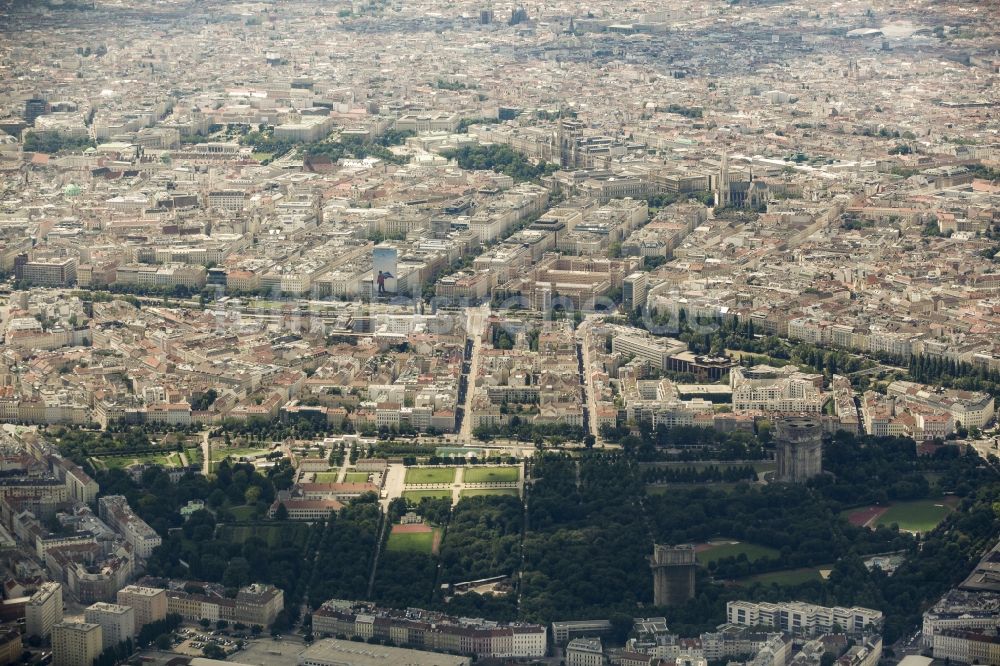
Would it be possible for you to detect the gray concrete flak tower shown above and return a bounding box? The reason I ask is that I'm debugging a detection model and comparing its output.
[651,544,696,606]
[775,415,823,483]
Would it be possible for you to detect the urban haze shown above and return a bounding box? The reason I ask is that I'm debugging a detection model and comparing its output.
[0,0,998,665]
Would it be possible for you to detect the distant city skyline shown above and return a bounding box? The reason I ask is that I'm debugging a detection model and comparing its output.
[0,1,998,665]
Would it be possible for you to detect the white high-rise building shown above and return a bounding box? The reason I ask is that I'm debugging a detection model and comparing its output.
[26,582,63,639]
[52,622,102,666]
[116,586,167,631]
[84,602,135,648]
[727,601,883,636]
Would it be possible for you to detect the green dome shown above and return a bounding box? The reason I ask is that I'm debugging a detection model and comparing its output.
[63,184,82,197]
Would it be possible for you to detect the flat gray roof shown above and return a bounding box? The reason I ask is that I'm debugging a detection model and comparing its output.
[298,639,471,666]
[551,619,612,627]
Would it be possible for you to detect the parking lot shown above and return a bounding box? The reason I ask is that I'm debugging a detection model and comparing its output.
[226,636,307,665]
[137,631,306,665]
[173,626,247,657]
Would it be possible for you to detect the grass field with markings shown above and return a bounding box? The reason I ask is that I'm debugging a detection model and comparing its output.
[404,467,456,484]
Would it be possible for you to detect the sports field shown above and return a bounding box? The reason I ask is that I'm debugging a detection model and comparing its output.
[387,524,441,555]
[404,467,456,484]
[843,505,889,527]
[875,499,954,533]
[464,466,519,483]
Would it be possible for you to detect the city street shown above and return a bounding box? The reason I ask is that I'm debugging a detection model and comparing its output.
[576,316,603,445]
[458,304,490,443]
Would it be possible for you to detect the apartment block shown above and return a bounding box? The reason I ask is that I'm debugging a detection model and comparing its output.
[98,495,162,558]
[0,625,22,665]
[886,381,995,430]
[726,601,883,636]
[84,602,135,648]
[153,582,284,628]
[52,621,102,666]
[14,256,78,287]
[922,590,1000,648]
[313,601,546,658]
[932,629,1000,665]
[115,586,167,630]
[731,365,826,414]
[611,333,687,371]
[567,637,606,666]
[26,582,63,639]
[235,584,284,628]
[114,263,207,290]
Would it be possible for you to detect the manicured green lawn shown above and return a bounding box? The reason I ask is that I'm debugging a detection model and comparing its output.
[404,467,456,484]
[229,505,259,521]
[96,451,183,470]
[725,349,791,368]
[185,447,203,466]
[210,447,272,462]
[345,471,372,483]
[464,466,519,484]
[876,499,953,533]
[460,488,519,498]
[696,541,779,567]
[220,524,310,547]
[746,567,825,586]
[402,489,453,503]
[314,472,341,483]
[647,482,742,494]
[386,529,438,554]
